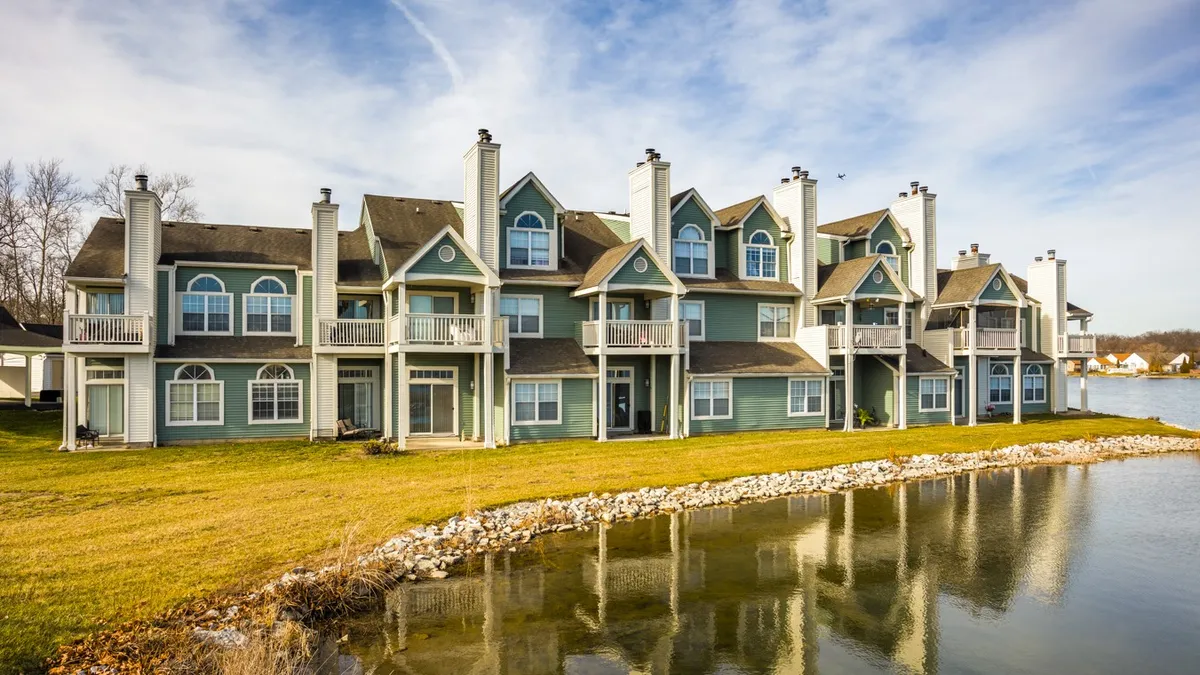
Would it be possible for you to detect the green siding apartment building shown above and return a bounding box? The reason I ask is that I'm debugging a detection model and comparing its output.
[57,135,1097,449]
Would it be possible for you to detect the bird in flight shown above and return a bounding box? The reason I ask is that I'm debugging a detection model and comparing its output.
[837,173,846,180]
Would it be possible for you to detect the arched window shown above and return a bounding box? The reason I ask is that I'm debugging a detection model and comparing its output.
[181,275,231,333]
[875,241,900,272]
[250,364,301,423]
[1023,364,1046,403]
[988,363,1012,404]
[246,276,293,334]
[746,230,777,279]
[508,212,551,268]
[167,364,222,425]
[673,224,710,276]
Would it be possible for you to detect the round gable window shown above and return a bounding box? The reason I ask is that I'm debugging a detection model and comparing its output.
[992,278,1002,291]
[633,257,648,273]
[438,245,456,263]
[873,269,884,284]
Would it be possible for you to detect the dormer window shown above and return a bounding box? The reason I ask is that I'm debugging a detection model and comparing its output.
[673,224,710,276]
[876,241,900,273]
[181,275,232,334]
[245,276,293,334]
[745,231,777,279]
[508,212,551,268]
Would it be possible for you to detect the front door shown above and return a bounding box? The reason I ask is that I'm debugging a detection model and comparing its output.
[607,368,634,431]
[829,379,846,422]
[954,366,966,417]
[86,384,124,437]
[408,368,456,436]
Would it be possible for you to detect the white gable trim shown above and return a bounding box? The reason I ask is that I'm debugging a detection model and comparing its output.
[499,171,565,214]
[390,224,500,286]
[570,240,686,297]
[842,256,915,303]
[669,189,720,229]
[973,266,1028,308]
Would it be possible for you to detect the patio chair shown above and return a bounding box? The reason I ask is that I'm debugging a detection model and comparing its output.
[76,425,100,443]
[336,418,377,440]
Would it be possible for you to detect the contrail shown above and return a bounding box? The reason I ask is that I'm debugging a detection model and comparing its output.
[390,0,464,89]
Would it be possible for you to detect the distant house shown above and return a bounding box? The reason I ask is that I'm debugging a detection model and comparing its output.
[0,305,64,404]
[1112,353,1150,373]
[1087,355,1115,372]
[1164,353,1192,374]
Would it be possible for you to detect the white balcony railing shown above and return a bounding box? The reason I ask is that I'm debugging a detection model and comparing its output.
[826,324,903,350]
[318,318,385,347]
[65,313,148,345]
[581,320,682,349]
[405,314,500,346]
[953,327,1019,350]
[1058,333,1096,356]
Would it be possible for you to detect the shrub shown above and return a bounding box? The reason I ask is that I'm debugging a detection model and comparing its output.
[361,439,405,456]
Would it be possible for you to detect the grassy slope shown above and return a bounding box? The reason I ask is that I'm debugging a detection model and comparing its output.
[0,409,1193,672]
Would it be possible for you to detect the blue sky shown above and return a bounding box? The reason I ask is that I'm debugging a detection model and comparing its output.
[2,0,1198,332]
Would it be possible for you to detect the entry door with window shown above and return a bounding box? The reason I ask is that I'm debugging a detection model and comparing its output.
[607,368,634,431]
[338,368,376,430]
[87,384,124,436]
[829,378,846,421]
[954,367,966,417]
[591,299,633,321]
[408,369,456,436]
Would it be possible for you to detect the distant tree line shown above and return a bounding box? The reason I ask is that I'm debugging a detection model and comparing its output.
[0,159,200,324]
[1096,329,1198,371]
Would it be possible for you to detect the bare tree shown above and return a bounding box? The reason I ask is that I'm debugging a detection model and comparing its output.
[0,159,28,316]
[22,159,86,323]
[91,163,201,222]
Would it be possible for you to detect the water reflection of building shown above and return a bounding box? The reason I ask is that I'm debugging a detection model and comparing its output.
[336,464,1093,674]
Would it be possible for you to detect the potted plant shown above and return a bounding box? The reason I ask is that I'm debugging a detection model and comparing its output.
[985,403,996,418]
[855,406,875,429]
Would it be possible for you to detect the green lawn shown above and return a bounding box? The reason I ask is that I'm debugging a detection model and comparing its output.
[0,409,1193,672]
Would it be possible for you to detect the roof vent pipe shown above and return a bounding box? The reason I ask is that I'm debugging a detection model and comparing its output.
[781,178,790,184]
[799,170,809,179]
[1035,256,1043,262]
[791,166,802,180]
[970,243,979,254]
[477,128,492,143]
[958,249,967,256]
[1047,249,1056,260]
[899,192,908,198]
[319,188,331,203]
[919,186,929,193]
[135,174,148,191]
[910,181,919,196]
[645,148,656,161]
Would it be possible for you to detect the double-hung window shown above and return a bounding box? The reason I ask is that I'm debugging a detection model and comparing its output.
[1023,365,1046,403]
[167,364,223,425]
[788,379,823,416]
[920,377,949,411]
[988,363,1012,403]
[181,275,231,333]
[508,212,551,268]
[245,277,292,334]
[691,380,731,419]
[746,231,777,279]
[906,308,915,341]
[876,241,900,273]
[249,364,302,423]
[500,295,542,337]
[513,381,559,424]
[759,304,792,339]
[680,301,704,340]
[673,225,710,276]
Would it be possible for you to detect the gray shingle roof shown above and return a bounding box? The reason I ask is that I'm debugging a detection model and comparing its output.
[814,257,881,300]
[507,338,597,375]
[155,336,311,360]
[689,341,828,375]
[817,209,888,238]
[934,264,1004,306]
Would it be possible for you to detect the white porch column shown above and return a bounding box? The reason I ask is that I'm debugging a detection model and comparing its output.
[64,355,77,451]
[843,300,855,432]
[473,353,481,440]
[949,368,957,426]
[483,352,495,448]
[967,304,978,427]
[384,349,393,440]
[597,291,608,442]
[1079,362,1088,412]
[649,356,657,433]
[397,353,408,450]
[669,354,680,439]
[24,354,32,407]
[1012,353,1022,424]
[898,352,907,430]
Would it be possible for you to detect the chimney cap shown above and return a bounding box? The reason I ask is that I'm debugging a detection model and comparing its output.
[477,128,492,143]
[970,243,979,253]
[781,178,790,184]
[910,181,920,188]
[899,192,908,198]
[958,249,967,256]
[791,166,802,179]
[1047,249,1056,259]
[319,187,332,203]
[134,174,148,191]
[919,186,929,193]
[799,170,809,179]
[1035,256,1043,262]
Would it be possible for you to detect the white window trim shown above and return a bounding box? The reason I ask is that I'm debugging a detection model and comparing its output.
[500,293,544,338]
[757,303,794,342]
[589,297,635,321]
[1023,365,1047,403]
[906,308,915,342]
[406,290,460,315]
[511,378,562,426]
[165,364,224,427]
[787,377,824,417]
[918,376,950,412]
[506,210,556,271]
[691,378,733,420]
[988,363,1013,404]
[178,274,234,335]
[680,300,705,342]
[875,241,900,273]
[248,364,303,425]
[243,277,296,336]
[672,224,714,279]
[745,230,780,281]
[883,306,900,326]
[250,275,288,295]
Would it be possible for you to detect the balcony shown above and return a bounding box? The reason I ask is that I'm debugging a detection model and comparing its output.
[395,313,505,350]
[64,313,151,352]
[826,324,903,352]
[952,327,1019,352]
[317,318,386,349]
[581,320,685,352]
[1058,333,1097,357]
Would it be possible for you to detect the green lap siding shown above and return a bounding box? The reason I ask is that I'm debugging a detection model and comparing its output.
[176,267,299,336]
[499,182,557,271]
[818,237,840,265]
[501,284,588,339]
[509,378,593,441]
[408,234,482,277]
[610,249,670,287]
[869,216,909,286]
[906,375,952,426]
[857,358,894,426]
[156,270,170,344]
[714,230,733,272]
[741,207,789,281]
[844,239,867,260]
[688,377,825,434]
[979,271,1017,302]
[599,216,630,243]
[670,198,714,242]
[301,275,313,345]
[156,362,311,443]
[856,260,901,297]
[689,292,798,341]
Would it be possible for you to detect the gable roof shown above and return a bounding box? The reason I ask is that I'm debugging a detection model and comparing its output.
[935,264,1024,307]
[818,209,890,239]
[576,240,644,291]
[0,305,62,351]
[363,195,464,278]
[498,172,565,213]
[394,224,499,285]
[669,188,720,226]
[337,227,383,286]
[814,255,911,302]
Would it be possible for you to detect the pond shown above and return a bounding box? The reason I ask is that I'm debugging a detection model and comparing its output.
[320,453,1200,674]
[1069,376,1200,429]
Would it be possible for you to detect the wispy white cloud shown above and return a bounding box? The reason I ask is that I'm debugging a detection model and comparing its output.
[0,0,1195,331]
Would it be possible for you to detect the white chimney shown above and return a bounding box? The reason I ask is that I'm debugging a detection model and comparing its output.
[628,149,670,258]
[311,188,339,321]
[951,242,991,270]
[463,129,500,270]
[890,183,937,318]
[123,174,161,316]
[1028,252,1068,410]
[773,166,818,326]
